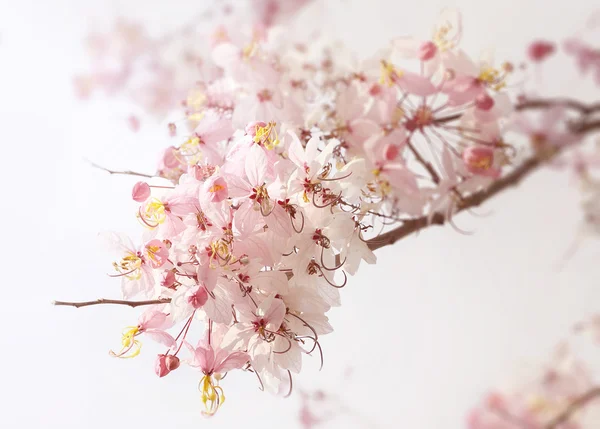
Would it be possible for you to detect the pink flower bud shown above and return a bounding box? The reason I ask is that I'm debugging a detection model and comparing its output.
[186,285,209,309]
[418,41,437,61]
[475,94,495,111]
[383,143,399,161]
[132,182,151,202]
[160,146,180,169]
[527,40,556,62]
[245,121,267,137]
[369,83,382,96]
[165,355,180,371]
[155,354,170,377]
[155,354,180,378]
[462,146,501,178]
[161,270,176,288]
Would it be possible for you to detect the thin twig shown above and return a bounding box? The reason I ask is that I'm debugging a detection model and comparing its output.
[407,140,441,184]
[86,159,156,179]
[52,298,171,308]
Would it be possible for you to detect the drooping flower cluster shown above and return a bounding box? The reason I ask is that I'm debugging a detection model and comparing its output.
[69,4,600,418]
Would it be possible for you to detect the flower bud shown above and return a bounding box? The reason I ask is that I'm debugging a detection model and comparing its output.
[155,354,180,378]
[155,354,170,378]
[160,270,176,288]
[161,146,180,169]
[527,40,556,62]
[245,121,267,137]
[186,285,209,309]
[165,355,180,371]
[418,41,437,61]
[475,94,494,111]
[132,182,151,202]
[383,143,399,161]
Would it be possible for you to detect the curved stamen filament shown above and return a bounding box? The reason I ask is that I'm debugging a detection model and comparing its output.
[199,374,225,416]
[109,326,142,358]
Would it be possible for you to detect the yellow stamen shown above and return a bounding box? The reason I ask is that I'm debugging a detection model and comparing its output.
[469,156,492,170]
[179,136,204,165]
[209,184,224,193]
[199,374,226,416]
[433,25,454,51]
[109,326,142,359]
[478,66,509,91]
[113,253,143,280]
[242,41,258,60]
[187,90,206,113]
[140,198,167,227]
[253,122,280,150]
[379,60,403,87]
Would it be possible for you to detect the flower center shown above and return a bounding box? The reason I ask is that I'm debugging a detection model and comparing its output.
[113,252,143,280]
[379,60,404,87]
[253,121,279,150]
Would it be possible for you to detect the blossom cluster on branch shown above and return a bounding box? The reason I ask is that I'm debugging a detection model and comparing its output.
[57,0,600,422]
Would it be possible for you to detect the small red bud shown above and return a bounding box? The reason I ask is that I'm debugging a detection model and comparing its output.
[475,94,495,111]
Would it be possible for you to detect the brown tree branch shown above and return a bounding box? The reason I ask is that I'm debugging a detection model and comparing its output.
[545,387,600,429]
[86,159,156,179]
[367,101,600,251]
[52,298,171,308]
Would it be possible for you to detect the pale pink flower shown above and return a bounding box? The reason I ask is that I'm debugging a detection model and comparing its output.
[110,309,176,358]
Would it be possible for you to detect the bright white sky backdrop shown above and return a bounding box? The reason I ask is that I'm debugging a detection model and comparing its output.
[1,0,599,428]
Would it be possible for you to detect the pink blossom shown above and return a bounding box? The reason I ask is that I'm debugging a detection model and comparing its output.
[462,146,502,178]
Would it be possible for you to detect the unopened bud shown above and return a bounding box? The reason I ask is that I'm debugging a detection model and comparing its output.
[186,285,209,309]
[161,270,176,288]
[418,41,437,61]
[165,355,180,371]
[155,354,172,378]
[475,94,494,111]
[132,182,151,202]
[383,143,400,160]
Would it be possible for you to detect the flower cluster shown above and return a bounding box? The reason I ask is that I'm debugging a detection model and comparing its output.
[73,0,312,118]
[66,4,600,418]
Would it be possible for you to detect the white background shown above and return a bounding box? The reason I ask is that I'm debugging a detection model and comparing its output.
[1,0,599,428]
